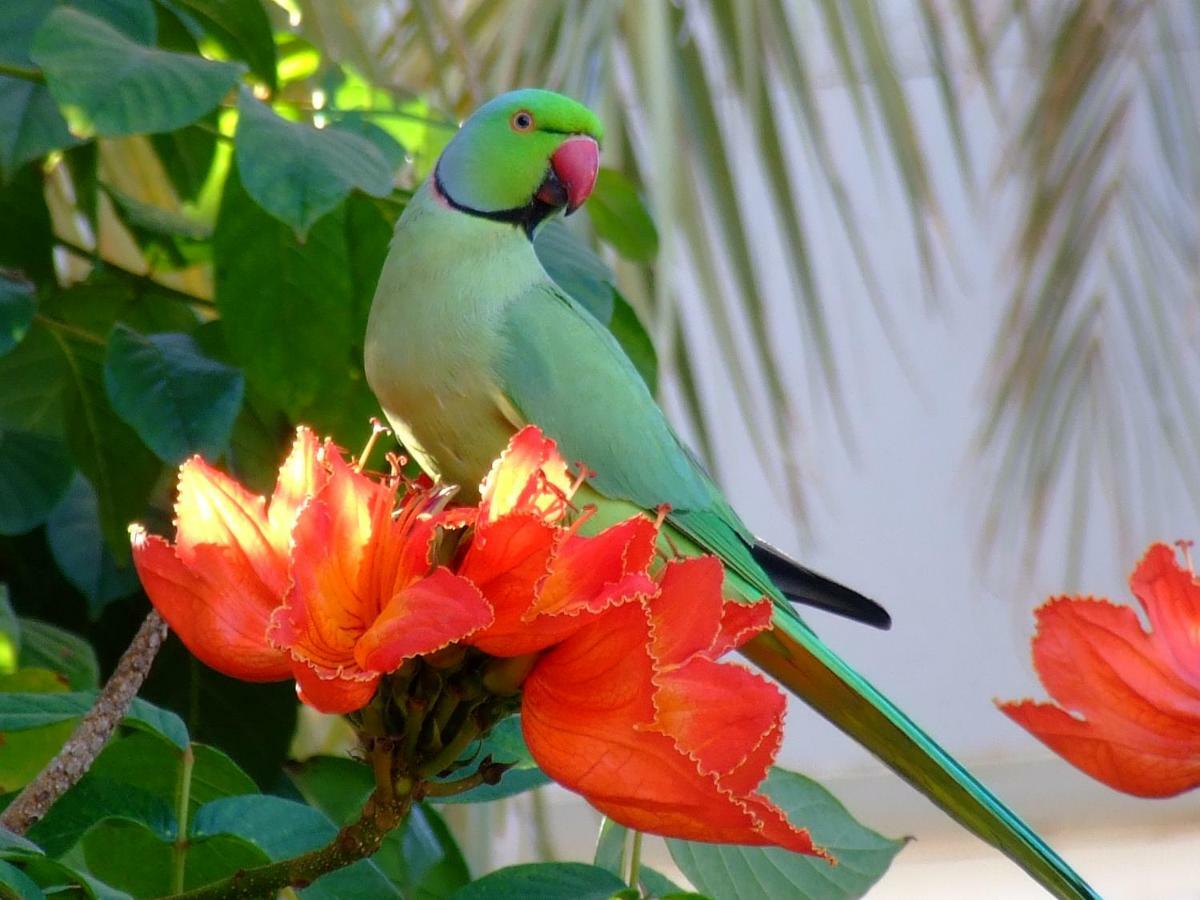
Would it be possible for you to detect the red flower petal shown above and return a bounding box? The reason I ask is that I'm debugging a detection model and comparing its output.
[1000,700,1200,797]
[172,457,287,596]
[292,660,379,714]
[1000,543,1200,798]
[266,427,327,541]
[355,568,493,672]
[132,530,290,681]
[479,426,574,523]
[469,516,658,657]
[522,600,823,857]
[653,656,786,782]
[647,558,725,667]
[526,517,659,618]
[1030,598,1200,734]
[1132,543,1200,686]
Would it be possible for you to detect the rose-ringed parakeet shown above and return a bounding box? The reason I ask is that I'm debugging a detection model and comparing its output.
[364,89,1097,899]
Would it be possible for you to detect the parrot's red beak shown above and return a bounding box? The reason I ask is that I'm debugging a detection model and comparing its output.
[537,135,599,216]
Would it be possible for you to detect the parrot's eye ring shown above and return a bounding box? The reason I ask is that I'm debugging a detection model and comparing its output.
[511,110,534,132]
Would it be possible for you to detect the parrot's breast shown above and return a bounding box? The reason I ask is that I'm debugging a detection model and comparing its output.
[364,185,538,497]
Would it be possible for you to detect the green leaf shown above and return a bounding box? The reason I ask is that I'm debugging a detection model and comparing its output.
[32,7,245,138]
[0,859,44,900]
[39,292,164,554]
[17,618,100,690]
[0,691,188,750]
[0,668,73,795]
[150,122,219,202]
[191,795,402,898]
[213,166,357,420]
[81,817,267,896]
[587,169,658,263]
[103,324,244,464]
[0,274,36,357]
[26,773,175,857]
[0,79,80,179]
[234,88,393,236]
[667,768,906,900]
[0,324,66,438]
[448,863,627,900]
[288,756,470,897]
[89,733,257,820]
[44,475,140,619]
[140,635,297,785]
[0,586,18,675]
[0,428,73,536]
[609,292,657,391]
[429,716,551,805]
[165,0,277,90]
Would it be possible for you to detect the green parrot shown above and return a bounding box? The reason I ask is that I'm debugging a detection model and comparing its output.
[365,88,1097,900]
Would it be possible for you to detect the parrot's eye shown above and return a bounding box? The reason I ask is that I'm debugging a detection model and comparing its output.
[511,110,534,132]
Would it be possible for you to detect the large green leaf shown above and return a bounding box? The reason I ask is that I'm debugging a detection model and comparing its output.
[288,755,471,898]
[26,773,175,858]
[32,7,244,137]
[0,691,188,750]
[140,635,298,786]
[0,275,35,358]
[44,475,140,619]
[667,768,905,900]
[587,169,658,263]
[0,325,66,438]
[0,429,73,536]
[234,88,393,236]
[191,795,401,898]
[17,618,100,690]
[213,167,357,420]
[81,816,267,896]
[103,324,244,464]
[0,859,44,900]
[0,79,79,182]
[45,316,162,555]
[165,0,277,90]
[448,863,628,900]
[89,733,257,820]
[0,669,74,795]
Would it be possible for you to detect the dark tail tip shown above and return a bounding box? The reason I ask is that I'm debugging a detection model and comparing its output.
[752,541,892,629]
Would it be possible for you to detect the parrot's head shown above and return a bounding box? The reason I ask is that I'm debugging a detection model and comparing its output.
[433,88,603,236]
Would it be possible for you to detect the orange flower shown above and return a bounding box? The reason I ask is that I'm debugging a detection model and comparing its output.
[131,425,823,856]
[130,428,325,681]
[999,543,1200,797]
[522,556,825,857]
[132,428,492,712]
[462,427,659,657]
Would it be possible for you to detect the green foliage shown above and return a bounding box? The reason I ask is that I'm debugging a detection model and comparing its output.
[44,476,140,619]
[0,275,35,357]
[234,88,393,237]
[586,170,658,263]
[448,862,629,900]
[667,768,906,900]
[33,7,244,138]
[288,756,471,897]
[103,324,244,464]
[0,429,73,536]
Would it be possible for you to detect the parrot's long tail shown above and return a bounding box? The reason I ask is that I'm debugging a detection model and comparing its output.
[742,611,1099,900]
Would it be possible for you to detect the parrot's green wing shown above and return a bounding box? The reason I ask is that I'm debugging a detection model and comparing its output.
[496,281,779,592]
[494,280,1097,900]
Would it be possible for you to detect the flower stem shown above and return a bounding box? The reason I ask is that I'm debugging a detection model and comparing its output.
[170,744,195,894]
[0,62,44,83]
[0,611,169,834]
[417,709,481,777]
[163,787,415,899]
[627,830,643,891]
